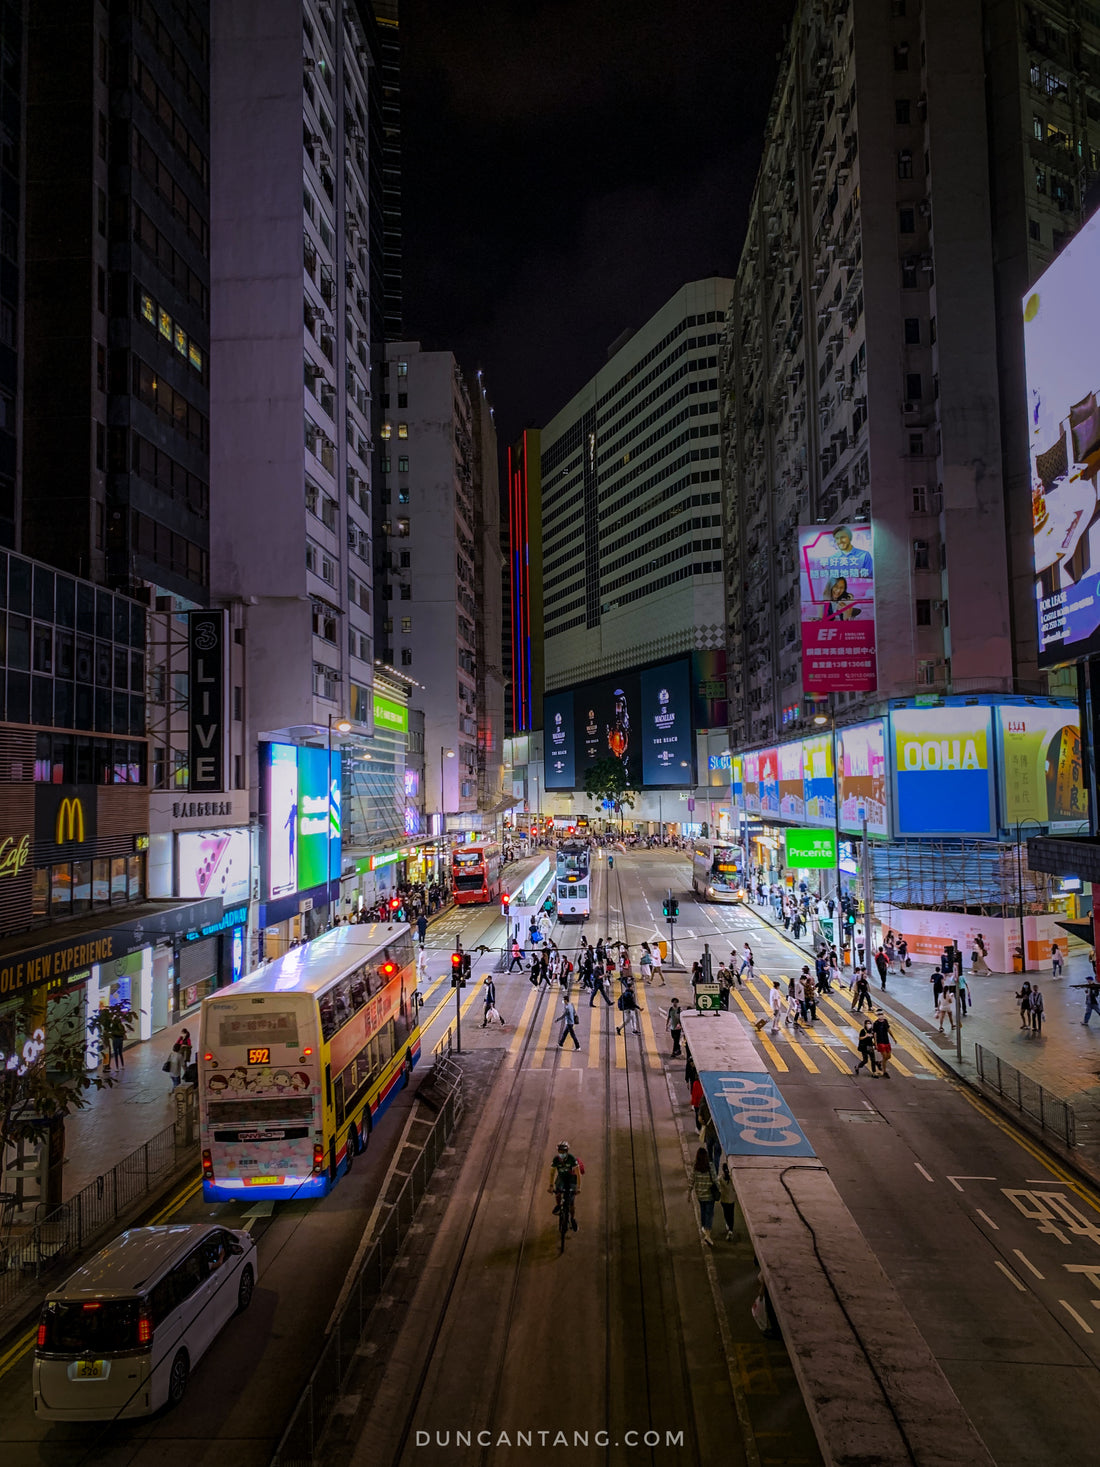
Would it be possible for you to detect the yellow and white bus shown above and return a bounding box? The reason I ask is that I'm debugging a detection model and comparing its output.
[198,923,419,1202]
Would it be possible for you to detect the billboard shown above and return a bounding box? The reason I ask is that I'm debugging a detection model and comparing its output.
[891,707,995,838]
[178,829,251,904]
[731,754,743,807]
[1023,209,1100,666]
[544,691,575,789]
[778,742,804,819]
[801,733,836,826]
[263,743,342,900]
[691,650,728,730]
[785,828,837,869]
[799,525,877,693]
[576,671,641,786]
[640,659,694,786]
[188,609,227,792]
[838,720,888,836]
[743,751,760,813]
[758,747,780,815]
[996,704,1087,828]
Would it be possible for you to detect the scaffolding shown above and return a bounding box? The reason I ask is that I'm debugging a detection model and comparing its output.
[867,839,1056,917]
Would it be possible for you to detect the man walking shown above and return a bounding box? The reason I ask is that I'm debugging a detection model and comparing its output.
[871,1010,894,1078]
[666,997,683,1057]
[589,965,611,1006]
[1081,977,1100,1026]
[416,913,428,945]
[768,981,784,1036]
[481,976,498,1028]
[874,947,889,990]
[558,996,581,1049]
[616,984,639,1036]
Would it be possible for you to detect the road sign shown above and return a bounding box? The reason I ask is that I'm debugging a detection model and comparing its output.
[694,984,721,1012]
[687,798,695,811]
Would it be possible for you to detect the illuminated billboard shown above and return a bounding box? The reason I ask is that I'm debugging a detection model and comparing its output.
[1023,208,1100,666]
[758,747,780,815]
[891,708,995,838]
[731,754,744,808]
[801,732,835,826]
[996,704,1087,828]
[544,691,575,789]
[838,720,887,836]
[799,525,877,692]
[778,742,804,819]
[743,751,760,813]
[542,660,695,789]
[640,660,694,785]
[178,829,251,905]
[263,743,342,900]
[785,828,837,869]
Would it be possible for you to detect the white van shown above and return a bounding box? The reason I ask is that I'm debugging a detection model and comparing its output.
[33,1223,257,1420]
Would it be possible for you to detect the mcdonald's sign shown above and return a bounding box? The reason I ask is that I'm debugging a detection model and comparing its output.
[36,785,97,853]
[56,797,86,844]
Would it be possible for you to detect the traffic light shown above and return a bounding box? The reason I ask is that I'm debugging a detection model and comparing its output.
[389,896,401,913]
[501,892,510,911]
[662,897,680,920]
[451,951,464,987]
[462,952,472,979]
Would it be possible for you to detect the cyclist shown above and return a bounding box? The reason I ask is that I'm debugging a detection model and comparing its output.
[548,1141,582,1230]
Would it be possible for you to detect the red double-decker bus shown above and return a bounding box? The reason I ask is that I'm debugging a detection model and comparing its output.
[451,843,503,905]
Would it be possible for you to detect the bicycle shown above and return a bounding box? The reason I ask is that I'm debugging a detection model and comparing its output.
[556,1188,576,1252]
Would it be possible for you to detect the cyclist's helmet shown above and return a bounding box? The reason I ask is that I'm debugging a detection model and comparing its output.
[558,1142,570,1153]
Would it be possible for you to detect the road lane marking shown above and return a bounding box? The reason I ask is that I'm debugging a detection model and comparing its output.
[731,986,788,1071]
[995,1261,1028,1292]
[1014,1249,1045,1280]
[948,1176,996,1191]
[915,1163,935,1183]
[149,1175,202,1224]
[1060,1299,1094,1334]
[506,982,541,1066]
[637,984,663,1069]
[535,984,561,1065]
[976,1209,999,1230]
[746,978,818,1073]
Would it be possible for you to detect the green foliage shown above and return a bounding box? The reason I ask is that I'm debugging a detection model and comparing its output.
[0,1000,138,1154]
[582,756,635,833]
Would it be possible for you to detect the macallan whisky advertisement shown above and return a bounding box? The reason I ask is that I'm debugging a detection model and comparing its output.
[542,660,695,789]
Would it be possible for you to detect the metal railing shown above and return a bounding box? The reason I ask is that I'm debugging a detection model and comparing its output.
[272,1065,463,1467]
[974,1044,1076,1148]
[0,1087,197,1312]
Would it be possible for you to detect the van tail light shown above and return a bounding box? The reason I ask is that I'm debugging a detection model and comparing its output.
[201,1148,214,1180]
[312,1142,324,1174]
[36,1320,47,1348]
[137,1305,153,1347]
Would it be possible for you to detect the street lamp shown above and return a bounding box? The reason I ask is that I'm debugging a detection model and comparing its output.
[327,715,351,925]
[814,702,844,954]
[1015,818,1043,974]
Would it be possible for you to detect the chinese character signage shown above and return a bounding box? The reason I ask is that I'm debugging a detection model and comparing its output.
[996,704,1087,828]
[799,525,877,693]
[1022,209,1100,666]
[891,708,995,837]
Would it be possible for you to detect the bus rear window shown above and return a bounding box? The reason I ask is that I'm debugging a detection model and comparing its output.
[206,1097,315,1124]
[454,874,485,890]
[216,1012,300,1049]
[39,1299,141,1354]
[453,853,481,868]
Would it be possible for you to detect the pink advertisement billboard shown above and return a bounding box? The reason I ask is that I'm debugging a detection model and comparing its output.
[799,525,877,693]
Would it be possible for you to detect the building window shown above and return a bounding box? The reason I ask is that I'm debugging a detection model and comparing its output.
[400,648,413,666]
[1034,115,1044,140]
[397,423,408,439]
[902,263,918,289]
[913,538,930,569]
[895,99,911,125]
[396,360,408,376]
[897,150,913,179]
[893,44,909,71]
[397,518,409,536]
[398,455,409,472]
[1029,218,1041,242]
[397,393,408,408]
[1035,167,1046,194]
[899,207,915,234]
[912,483,928,512]
[916,598,932,625]
[908,433,925,456]
[401,616,412,632]
[399,550,411,568]
[905,373,922,401]
[381,422,392,439]
[929,315,937,344]
[904,317,920,344]
[400,584,411,600]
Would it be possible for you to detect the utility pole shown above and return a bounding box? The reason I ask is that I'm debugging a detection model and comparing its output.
[860,811,873,979]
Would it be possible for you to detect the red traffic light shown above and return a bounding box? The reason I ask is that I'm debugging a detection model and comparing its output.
[379,961,397,981]
[389,896,400,909]
[451,951,463,970]
[501,892,510,908]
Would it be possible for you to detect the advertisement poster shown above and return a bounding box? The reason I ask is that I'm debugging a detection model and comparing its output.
[758,747,780,816]
[731,754,743,808]
[691,650,728,731]
[266,743,298,899]
[178,829,251,904]
[544,692,575,789]
[1023,209,1100,666]
[892,707,995,837]
[743,751,760,814]
[798,525,877,693]
[778,742,805,819]
[996,704,1088,828]
[838,720,888,836]
[640,660,693,786]
[296,747,342,889]
[785,828,837,869]
[801,733,836,825]
[576,672,641,788]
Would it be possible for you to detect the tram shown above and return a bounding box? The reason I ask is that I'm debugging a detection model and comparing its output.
[555,841,591,920]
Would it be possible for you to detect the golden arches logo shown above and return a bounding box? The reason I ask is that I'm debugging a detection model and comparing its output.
[56,797,85,844]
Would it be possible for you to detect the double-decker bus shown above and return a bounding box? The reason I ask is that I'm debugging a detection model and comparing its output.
[691,839,747,903]
[451,842,502,905]
[555,841,591,921]
[198,923,418,1202]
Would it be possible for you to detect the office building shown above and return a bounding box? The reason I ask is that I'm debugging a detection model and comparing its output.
[0,0,22,551]
[22,0,211,605]
[379,341,503,830]
[504,428,544,735]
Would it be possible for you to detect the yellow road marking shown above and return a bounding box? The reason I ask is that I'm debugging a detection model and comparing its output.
[731,986,788,1072]
[818,994,921,1074]
[535,983,561,1065]
[587,994,603,1067]
[0,1327,37,1381]
[746,977,818,1073]
[149,1174,202,1224]
[807,1001,915,1078]
[506,981,541,1066]
[636,984,663,1069]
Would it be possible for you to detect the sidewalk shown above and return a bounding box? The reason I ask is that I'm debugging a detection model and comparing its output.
[744,899,1100,1182]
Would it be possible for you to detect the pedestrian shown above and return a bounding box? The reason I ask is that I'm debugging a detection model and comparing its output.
[481,976,498,1027]
[871,1010,893,1078]
[1029,985,1045,1035]
[853,1021,880,1077]
[717,1162,737,1240]
[691,1145,719,1247]
[690,1075,705,1128]
[738,943,754,979]
[639,943,654,983]
[956,969,969,1016]
[768,981,784,1036]
[508,938,524,973]
[931,967,943,1010]
[589,966,611,1006]
[851,971,872,1013]
[666,997,683,1057]
[802,968,817,1023]
[650,943,665,985]
[483,1002,505,1028]
[616,984,639,1036]
[178,1028,193,1067]
[109,1007,127,1070]
[717,965,733,1010]
[416,913,428,944]
[791,911,803,940]
[166,1040,183,1089]
[1051,942,1064,977]
[936,985,955,1033]
[558,996,581,1050]
[827,953,841,993]
[897,936,910,969]
[874,948,888,990]
[884,937,896,972]
[1015,980,1032,1029]
[1081,978,1100,1026]
[972,933,991,975]
[785,982,803,1031]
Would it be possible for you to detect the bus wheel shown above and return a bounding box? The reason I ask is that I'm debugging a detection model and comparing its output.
[346,1125,359,1167]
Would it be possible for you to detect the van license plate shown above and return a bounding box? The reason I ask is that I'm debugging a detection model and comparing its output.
[77,1360,105,1379]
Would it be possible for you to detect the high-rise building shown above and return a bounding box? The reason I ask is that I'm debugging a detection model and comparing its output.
[379,341,502,828]
[504,428,544,735]
[22,1,211,605]
[0,0,23,551]
[372,0,402,339]
[540,278,731,696]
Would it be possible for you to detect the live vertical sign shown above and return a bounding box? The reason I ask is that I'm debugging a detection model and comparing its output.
[188,610,226,792]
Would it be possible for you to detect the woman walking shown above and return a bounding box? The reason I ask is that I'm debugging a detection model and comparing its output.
[1015,981,1033,1030]
[691,1146,719,1247]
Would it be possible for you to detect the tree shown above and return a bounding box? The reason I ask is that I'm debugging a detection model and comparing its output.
[583,756,636,836]
[0,998,138,1167]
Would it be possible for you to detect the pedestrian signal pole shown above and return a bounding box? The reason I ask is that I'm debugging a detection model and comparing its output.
[451,945,465,1053]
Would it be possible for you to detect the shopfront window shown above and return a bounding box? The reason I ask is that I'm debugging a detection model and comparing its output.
[51,864,72,916]
[32,867,48,920]
[110,857,127,902]
[72,860,92,916]
[128,853,143,899]
[92,859,110,905]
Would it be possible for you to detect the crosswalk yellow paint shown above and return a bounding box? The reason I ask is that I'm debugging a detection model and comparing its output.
[536,982,564,1061]
[506,981,542,1067]
[731,987,788,1072]
[745,976,819,1073]
[636,985,663,1069]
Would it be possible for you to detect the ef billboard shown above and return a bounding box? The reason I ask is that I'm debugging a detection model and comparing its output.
[1023,208,1100,666]
[891,708,995,838]
[996,704,1087,828]
[798,525,877,693]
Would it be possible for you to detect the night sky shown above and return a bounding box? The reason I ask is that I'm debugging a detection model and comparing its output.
[399,0,794,449]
